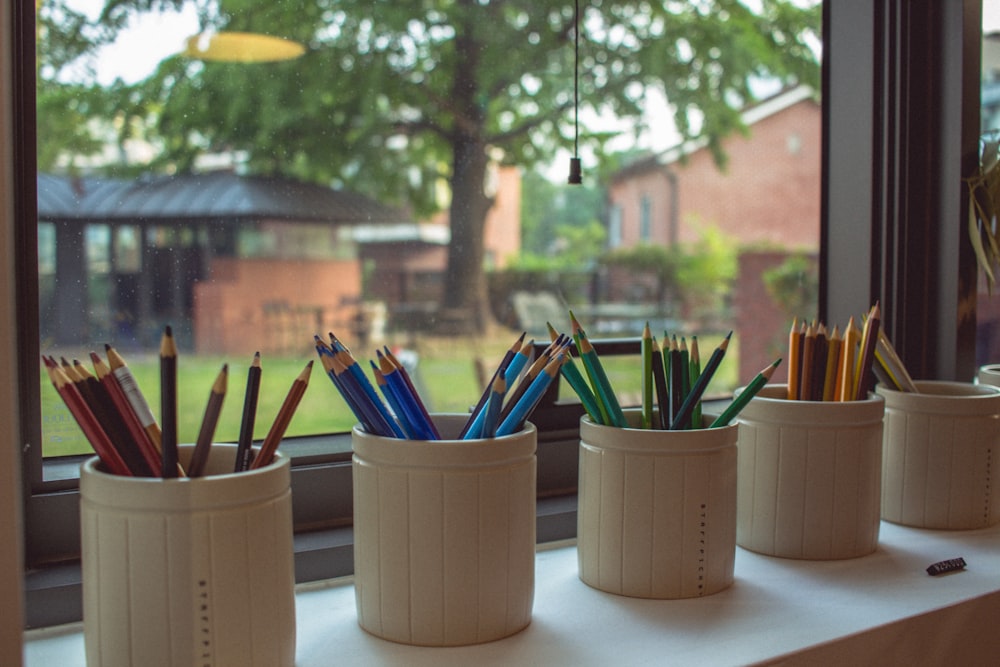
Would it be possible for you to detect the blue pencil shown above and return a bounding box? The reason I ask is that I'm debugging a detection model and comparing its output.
[480,375,506,439]
[378,351,436,440]
[496,353,563,436]
[336,349,405,438]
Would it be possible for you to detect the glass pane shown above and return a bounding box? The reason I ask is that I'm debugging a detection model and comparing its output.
[977,6,1000,370]
[35,0,821,465]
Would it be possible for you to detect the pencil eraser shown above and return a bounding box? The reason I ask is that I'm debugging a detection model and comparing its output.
[926,557,966,576]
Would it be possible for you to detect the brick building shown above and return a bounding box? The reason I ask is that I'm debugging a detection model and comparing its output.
[606,86,821,382]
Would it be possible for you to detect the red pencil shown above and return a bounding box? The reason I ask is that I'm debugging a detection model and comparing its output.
[250,360,312,470]
[43,356,132,476]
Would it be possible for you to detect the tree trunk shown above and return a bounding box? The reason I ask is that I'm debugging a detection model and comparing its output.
[437,9,495,336]
[439,136,493,335]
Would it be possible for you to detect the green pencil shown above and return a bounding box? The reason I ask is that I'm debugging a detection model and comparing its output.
[710,358,782,428]
[578,331,627,428]
[641,322,654,429]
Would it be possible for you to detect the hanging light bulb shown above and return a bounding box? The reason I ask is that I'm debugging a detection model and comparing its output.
[182,31,306,63]
[568,0,582,185]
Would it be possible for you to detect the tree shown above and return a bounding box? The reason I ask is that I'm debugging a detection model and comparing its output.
[37,0,821,334]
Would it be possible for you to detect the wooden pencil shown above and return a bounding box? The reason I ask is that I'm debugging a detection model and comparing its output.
[234,352,262,472]
[159,326,179,478]
[71,357,152,476]
[787,318,802,400]
[188,363,228,477]
[251,360,312,469]
[670,331,731,430]
[90,351,162,476]
[43,356,132,476]
[854,303,881,400]
[106,343,162,451]
[641,323,654,429]
[821,326,842,401]
[836,316,861,401]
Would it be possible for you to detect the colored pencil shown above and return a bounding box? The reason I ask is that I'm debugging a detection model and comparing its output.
[459,332,524,438]
[650,336,670,429]
[159,326,179,478]
[875,330,918,393]
[106,343,161,451]
[382,346,441,439]
[787,318,803,400]
[821,326,842,401]
[496,353,563,436]
[377,351,435,439]
[557,339,604,424]
[670,331,731,430]
[43,356,131,476]
[480,375,506,439]
[234,352,262,472]
[70,357,152,476]
[836,316,861,401]
[710,358,782,427]
[337,348,404,438]
[250,360,312,469]
[799,322,816,402]
[854,303,881,400]
[641,323,654,429]
[90,351,162,476]
[188,363,228,477]
[577,330,626,427]
[688,336,702,429]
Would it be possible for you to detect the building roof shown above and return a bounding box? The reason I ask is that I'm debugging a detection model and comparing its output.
[37,171,410,225]
[612,85,818,181]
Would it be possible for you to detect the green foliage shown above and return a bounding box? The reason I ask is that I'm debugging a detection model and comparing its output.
[675,225,738,316]
[36,0,821,330]
[761,253,818,319]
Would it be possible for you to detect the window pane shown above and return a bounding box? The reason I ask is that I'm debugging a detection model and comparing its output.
[35,1,821,466]
[977,7,1000,369]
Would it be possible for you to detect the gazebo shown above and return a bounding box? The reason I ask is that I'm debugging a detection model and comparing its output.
[37,171,411,354]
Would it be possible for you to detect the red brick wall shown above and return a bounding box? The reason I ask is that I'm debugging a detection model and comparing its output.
[193,257,362,356]
[734,251,815,385]
[609,98,821,251]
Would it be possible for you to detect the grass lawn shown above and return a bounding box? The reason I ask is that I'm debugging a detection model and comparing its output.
[41,330,739,458]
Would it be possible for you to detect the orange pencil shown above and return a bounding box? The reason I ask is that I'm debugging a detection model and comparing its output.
[799,322,817,401]
[786,318,802,400]
[822,325,842,401]
[836,316,861,401]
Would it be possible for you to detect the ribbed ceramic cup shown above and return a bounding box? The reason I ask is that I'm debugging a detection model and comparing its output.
[352,414,537,646]
[735,385,884,560]
[577,410,738,599]
[80,444,296,667]
[879,380,1000,529]
[976,363,1000,388]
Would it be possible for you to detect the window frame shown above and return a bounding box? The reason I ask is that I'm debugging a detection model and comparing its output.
[14,0,986,629]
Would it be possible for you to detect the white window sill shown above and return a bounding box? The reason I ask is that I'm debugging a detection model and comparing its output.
[25,521,1000,666]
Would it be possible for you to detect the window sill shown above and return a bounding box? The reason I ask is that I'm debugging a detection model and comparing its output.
[24,521,1000,665]
[23,493,579,629]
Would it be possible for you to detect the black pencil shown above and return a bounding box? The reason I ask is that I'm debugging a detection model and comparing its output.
[160,325,179,478]
[235,352,262,472]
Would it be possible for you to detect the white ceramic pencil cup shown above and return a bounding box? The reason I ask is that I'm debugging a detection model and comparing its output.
[976,363,1000,388]
[879,380,1000,529]
[577,410,738,599]
[80,444,296,667]
[735,385,885,560]
[352,414,537,646]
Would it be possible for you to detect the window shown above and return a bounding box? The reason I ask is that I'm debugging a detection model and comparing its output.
[10,0,985,630]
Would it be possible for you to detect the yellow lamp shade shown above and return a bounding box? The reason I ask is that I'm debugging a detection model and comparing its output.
[183,31,305,63]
